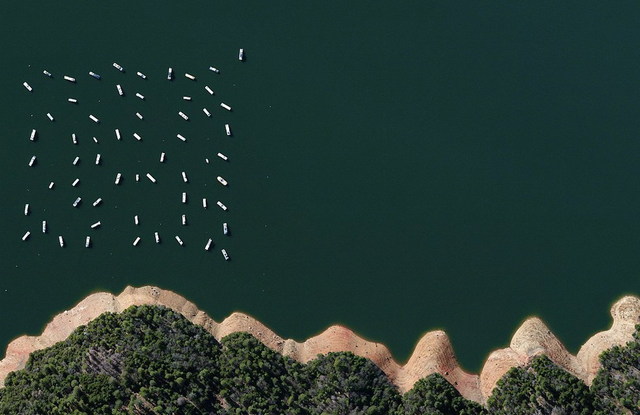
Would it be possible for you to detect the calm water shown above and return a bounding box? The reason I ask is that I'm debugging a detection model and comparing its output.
[1,1,639,372]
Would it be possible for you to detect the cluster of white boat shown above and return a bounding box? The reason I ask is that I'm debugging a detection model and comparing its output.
[21,51,246,261]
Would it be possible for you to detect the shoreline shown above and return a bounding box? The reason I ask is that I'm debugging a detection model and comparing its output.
[0,285,637,403]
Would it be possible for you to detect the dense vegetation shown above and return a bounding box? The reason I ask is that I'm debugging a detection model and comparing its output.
[0,305,638,414]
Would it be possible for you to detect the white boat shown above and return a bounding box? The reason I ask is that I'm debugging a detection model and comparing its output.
[134,215,139,225]
[185,73,196,80]
[221,249,230,260]
[177,134,186,142]
[23,82,33,92]
[239,48,244,61]
[91,221,101,229]
[73,156,80,165]
[135,112,143,120]
[154,232,160,243]
[133,133,142,141]
[223,222,228,235]
[217,152,228,161]
[95,154,101,165]
[71,133,77,144]
[135,174,140,182]
[72,178,80,187]
[205,158,210,164]
[28,155,36,167]
[89,71,101,80]
[217,176,228,186]
[175,235,184,246]
[208,66,220,73]
[204,238,213,251]
[24,203,29,216]
[42,220,47,233]
[85,236,91,248]
[202,198,207,208]
[146,173,156,183]
[160,152,166,163]
[93,198,102,207]
[46,113,54,121]
[89,114,99,123]
[133,237,141,246]
[58,236,64,247]
[29,129,36,141]
[22,231,30,241]
[116,84,123,96]
[43,70,52,77]
[136,92,144,100]
[225,124,231,136]
[48,182,55,189]
[181,171,188,183]
[182,192,187,204]
[68,98,78,103]
[92,136,99,144]
[136,71,147,79]
[203,108,211,117]
[113,62,124,72]
[63,75,76,83]
[217,201,228,211]
[183,96,192,101]
[178,111,189,120]
[181,214,187,225]
[220,103,232,111]
[73,197,81,207]
[205,86,214,95]
[115,129,121,140]
[167,67,173,80]
[115,173,122,185]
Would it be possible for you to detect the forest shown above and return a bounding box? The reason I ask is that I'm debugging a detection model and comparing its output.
[0,305,637,414]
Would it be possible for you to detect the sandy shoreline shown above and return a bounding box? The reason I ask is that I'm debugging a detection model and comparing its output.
[0,286,638,403]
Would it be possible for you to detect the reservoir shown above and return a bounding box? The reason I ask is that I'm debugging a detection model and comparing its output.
[1,1,640,372]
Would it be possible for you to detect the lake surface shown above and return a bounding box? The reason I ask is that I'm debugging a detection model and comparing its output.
[1,1,639,372]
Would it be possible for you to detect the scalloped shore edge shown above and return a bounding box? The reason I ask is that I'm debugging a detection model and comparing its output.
[0,286,638,404]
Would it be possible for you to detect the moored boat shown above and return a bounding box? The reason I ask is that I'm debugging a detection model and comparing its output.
[203,108,211,117]
[58,235,64,247]
[220,103,232,111]
[225,124,231,136]
[217,176,228,186]
[175,235,184,246]
[204,238,213,251]
[205,86,214,95]
[146,173,156,183]
[136,71,147,79]
[113,62,124,72]
[72,197,81,207]
[216,201,228,211]
[63,75,76,83]
[217,152,228,161]
[167,67,173,80]
[221,249,230,260]
[239,48,244,61]
[22,231,30,241]
[89,71,101,80]
[23,82,33,92]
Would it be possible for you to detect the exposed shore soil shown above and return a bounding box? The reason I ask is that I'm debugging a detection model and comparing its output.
[0,286,638,403]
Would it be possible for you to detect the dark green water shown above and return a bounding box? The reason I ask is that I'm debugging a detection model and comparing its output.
[1,1,639,372]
